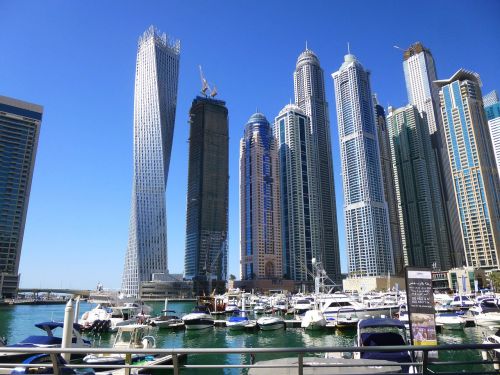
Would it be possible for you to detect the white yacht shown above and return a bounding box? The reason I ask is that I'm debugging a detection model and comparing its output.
[320,294,399,321]
[182,305,215,330]
[300,310,326,331]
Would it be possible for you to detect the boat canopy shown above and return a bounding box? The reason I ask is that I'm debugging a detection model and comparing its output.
[359,318,405,329]
[35,321,81,331]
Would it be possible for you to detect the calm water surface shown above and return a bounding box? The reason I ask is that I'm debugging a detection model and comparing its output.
[0,301,492,374]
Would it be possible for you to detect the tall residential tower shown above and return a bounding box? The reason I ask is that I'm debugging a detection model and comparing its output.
[374,100,404,275]
[294,49,341,283]
[274,104,319,281]
[387,105,452,270]
[122,26,180,296]
[402,42,459,268]
[332,54,394,276]
[0,95,42,298]
[435,70,500,268]
[239,113,282,281]
[184,96,229,295]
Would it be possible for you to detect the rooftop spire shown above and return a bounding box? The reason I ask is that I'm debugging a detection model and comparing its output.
[347,42,350,54]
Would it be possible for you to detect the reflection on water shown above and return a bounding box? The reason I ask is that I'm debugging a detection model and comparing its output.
[0,302,494,374]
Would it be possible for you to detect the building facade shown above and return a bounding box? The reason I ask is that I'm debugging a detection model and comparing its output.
[402,42,459,267]
[0,96,42,298]
[294,49,341,283]
[184,96,229,295]
[387,105,453,270]
[374,100,404,275]
[274,104,319,282]
[239,113,282,281]
[332,53,394,277]
[485,92,500,182]
[435,69,500,268]
[122,26,180,296]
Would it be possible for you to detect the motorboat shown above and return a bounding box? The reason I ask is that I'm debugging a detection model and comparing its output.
[257,316,285,331]
[83,324,157,367]
[334,307,359,329]
[273,299,288,314]
[355,318,413,372]
[450,295,475,310]
[469,300,500,328]
[482,328,500,370]
[225,300,239,314]
[148,298,184,329]
[300,309,326,331]
[182,305,214,330]
[321,295,399,321]
[253,302,267,315]
[10,353,74,375]
[397,304,409,329]
[435,312,465,330]
[79,302,151,332]
[293,299,312,315]
[0,321,90,365]
[226,312,250,330]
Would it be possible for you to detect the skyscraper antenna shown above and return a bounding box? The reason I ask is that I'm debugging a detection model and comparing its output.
[347,42,350,54]
[305,40,308,50]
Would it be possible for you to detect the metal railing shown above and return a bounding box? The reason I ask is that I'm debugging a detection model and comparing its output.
[1,343,500,374]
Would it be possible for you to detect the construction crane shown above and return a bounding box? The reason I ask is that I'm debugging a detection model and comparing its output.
[199,65,210,96]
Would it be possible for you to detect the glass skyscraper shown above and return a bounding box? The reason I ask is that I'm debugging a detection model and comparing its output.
[387,105,453,270]
[239,113,282,281]
[374,100,404,275]
[332,53,394,277]
[402,42,459,268]
[274,104,319,282]
[294,48,341,283]
[122,26,180,296]
[484,93,500,177]
[184,96,229,295]
[0,96,42,298]
[435,69,500,268]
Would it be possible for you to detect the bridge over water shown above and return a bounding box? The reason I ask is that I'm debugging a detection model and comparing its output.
[18,288,92,298]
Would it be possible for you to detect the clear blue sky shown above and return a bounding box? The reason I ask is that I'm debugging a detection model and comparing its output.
[1,0,499,289]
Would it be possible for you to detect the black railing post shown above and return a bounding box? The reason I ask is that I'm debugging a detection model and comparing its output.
[172,353,179,375]
[298,352,304,375]
[49,353,61,375]
[422,349,429,374]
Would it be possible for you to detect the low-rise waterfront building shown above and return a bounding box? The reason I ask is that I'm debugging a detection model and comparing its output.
[342,276,406,293]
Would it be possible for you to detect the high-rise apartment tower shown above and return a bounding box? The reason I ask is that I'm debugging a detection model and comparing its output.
[387,105,453,270]
[240,113,282,281]
[184,96,229,295]
[0,95,42,298]
[274,104,319,281]
[122,26,180,296]
[435,70,500,268]
[402,42,459,268]
[332,53,394,276]
[294,48,341,283]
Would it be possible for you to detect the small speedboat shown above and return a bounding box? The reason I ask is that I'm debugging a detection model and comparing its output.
[435,312,465,330]
[334,307,359,329]
[482,328,500,370]
[182,305,214,330]
[148,298,184,329]
[470,299,500,328]
[83,324,157,367]
[301,309,326,331]
[226,312,250,330]
[354,318,413,372]
[254,302,267,314]
[225,300,239,314]
[0,321,90,364]
[257,316,285,331]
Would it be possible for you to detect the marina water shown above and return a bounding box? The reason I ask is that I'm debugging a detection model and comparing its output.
[0,301,491,374]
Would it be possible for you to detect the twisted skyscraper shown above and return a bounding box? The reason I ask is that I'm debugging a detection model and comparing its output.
[294,48,341,283]
[122,26,180,296]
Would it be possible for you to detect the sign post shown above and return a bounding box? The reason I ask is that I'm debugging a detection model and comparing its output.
[405,267,437,347]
